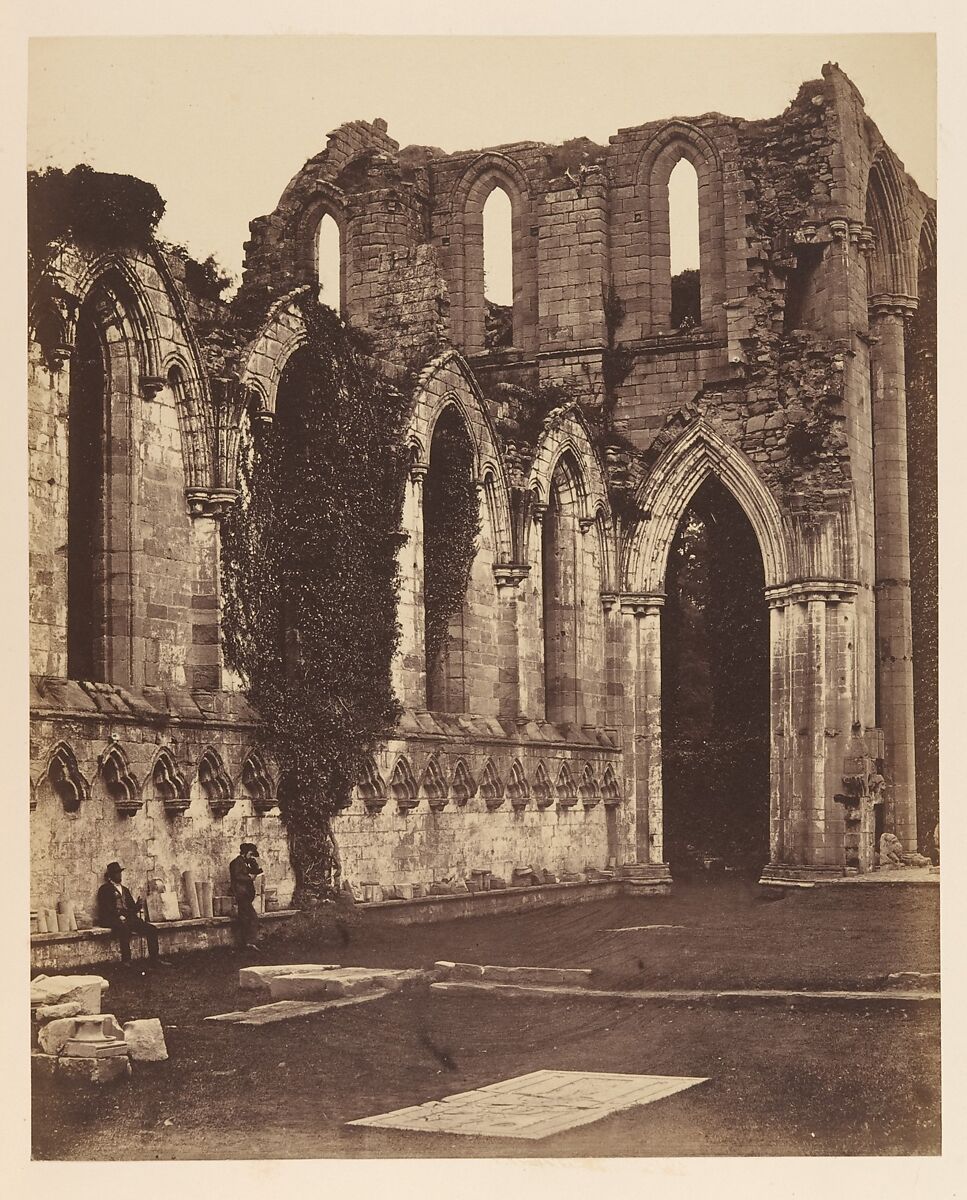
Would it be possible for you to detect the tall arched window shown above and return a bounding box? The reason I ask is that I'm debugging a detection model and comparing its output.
[668,157,701,329]
[483,186,513,349]
[542,456,581,725]
[66,297,106,680]
[423,405,478,712]
[316,213,342,311]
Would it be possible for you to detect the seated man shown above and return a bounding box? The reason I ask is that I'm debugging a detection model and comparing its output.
[96,861,172,966]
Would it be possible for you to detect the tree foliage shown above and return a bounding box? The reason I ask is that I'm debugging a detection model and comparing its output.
[28,164,165,276]
[220,296,410,902]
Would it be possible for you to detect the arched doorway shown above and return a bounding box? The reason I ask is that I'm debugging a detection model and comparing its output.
[660,476,770,874]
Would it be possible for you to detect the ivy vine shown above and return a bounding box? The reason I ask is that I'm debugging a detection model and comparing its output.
[220,294,410,903]
[423,408,481,687]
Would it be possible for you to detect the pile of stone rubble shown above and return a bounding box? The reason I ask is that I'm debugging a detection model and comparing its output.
[31,973,168,1085]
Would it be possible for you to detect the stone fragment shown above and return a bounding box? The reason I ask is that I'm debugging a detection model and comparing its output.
[31,974,108,1014]
[62,1014,128,1058]
[206,992,390,1025]
[33,1052,132,1085]
[123,1018,168,1061]
[33,1001,86,1023]
[238,963,339,990]
[39,1013,124,1055]
[443,961,485,981]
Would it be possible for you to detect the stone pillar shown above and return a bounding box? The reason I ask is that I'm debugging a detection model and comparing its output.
[869,294,918,850]
[765,581,861,875]
[397,462,426,708]
[493,563,529,718]
[620,592,666,866]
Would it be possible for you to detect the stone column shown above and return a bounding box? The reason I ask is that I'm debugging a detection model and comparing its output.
[493,563,530,718]
[869,294,918,850]
[617,592,670,888]
[398,462,426,708]
[765,581,861,875]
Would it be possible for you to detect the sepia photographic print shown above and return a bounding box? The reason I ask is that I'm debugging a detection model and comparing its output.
[15,9,954,1186]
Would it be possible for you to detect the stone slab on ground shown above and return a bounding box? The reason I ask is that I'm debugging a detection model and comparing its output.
[238,963,341,990]
[205,990,391,1025]
[348,1069,707,1140]
[31,974,108,1014]
[123,1018,168,1061]
[32,1051,131,1086]
[602,925,685,933]
[830,868,939,885]
[267,967,425,1001]
[430,981,940,1007]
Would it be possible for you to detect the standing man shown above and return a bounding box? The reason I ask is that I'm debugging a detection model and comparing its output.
[229,842,262,951]
[96,862,172,967]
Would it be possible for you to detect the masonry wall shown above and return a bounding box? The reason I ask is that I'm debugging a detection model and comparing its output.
[30,64,936,918]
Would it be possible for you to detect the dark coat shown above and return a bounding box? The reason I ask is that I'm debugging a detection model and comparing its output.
[96,880,139,928]
[229,854,261,902]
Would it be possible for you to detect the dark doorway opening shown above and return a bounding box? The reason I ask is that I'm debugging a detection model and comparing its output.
[661,477,770,876]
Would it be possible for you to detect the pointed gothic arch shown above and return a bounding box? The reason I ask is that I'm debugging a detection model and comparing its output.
[38,741,90,814]
[195,747,235,817]
[480,758,504,812]
[634,121,727,335]
[357,755,387,814]
[148,746,191,815]
[98,742,142,817]
[450,758,477,806]
[240,749,277,815]
[556,762,578,810]
[507,759,530,811]
[625,420,789,594]
[421,756,449,812]
[390,756,419,814]
[533,760,555,810]
[448,151,537,354]
[579,763,601,810]
[865,151,916,300]
[601,764,621,807]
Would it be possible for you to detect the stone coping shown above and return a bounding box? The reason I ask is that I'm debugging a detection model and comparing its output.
[30,909,297,947]
[363,878,622,910]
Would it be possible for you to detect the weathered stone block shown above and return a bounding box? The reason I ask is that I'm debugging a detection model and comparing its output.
[123,1018,168,1061]
[31,975,108,1014]
[238,963,339,990]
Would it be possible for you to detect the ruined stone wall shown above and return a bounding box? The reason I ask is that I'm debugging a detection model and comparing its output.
[29,64,936,912]
[29,684,294,921]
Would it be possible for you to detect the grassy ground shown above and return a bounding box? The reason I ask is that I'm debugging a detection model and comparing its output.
[31,878,940,1160]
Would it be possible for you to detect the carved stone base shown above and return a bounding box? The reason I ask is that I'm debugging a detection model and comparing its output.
[759,863,847,886]
[619,862,673,894]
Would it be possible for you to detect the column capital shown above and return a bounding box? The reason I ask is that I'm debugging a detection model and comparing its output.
[492,562,530,589]
[140,374,166,400]
[618,591,665,616]
[868,293,918,320]
[186,487,239,519]
[765,579,858,609]
[409,461,428,484]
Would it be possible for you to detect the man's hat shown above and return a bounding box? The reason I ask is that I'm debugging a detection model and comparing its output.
[240,842,257,854]
[106,861,123,873]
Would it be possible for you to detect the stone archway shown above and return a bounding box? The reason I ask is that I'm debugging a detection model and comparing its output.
[660,476,770,874]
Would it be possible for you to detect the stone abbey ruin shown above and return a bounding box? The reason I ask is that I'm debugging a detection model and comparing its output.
[29,63,936,931]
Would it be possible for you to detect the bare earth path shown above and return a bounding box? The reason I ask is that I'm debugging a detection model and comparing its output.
[32,877,940,1159]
